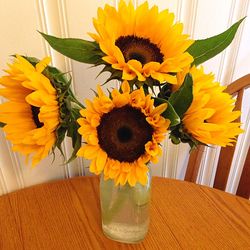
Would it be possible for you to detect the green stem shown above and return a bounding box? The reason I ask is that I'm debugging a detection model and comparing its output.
[69,88,85,109]
[101,180,130,225]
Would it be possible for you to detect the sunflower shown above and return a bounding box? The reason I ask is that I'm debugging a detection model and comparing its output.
[77,81,170,186]
[0,55,60,166]
[181,66,243,146]
[89,0,194,85]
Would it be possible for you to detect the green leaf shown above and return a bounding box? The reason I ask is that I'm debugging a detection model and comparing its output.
[168,74,193,118]
[22,56,39,65]
[103,70,122,84]
[154,98,180,127]
[0,122,6,128]
[66,132,82,163]
[169,133,181,145]
[39,32,104,64]
[55,126,67,156]
[187,17,245,66]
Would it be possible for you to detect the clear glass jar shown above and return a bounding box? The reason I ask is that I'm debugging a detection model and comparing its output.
[100,171,151,243]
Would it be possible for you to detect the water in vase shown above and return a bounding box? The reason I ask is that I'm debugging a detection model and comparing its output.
[100,175,151,243]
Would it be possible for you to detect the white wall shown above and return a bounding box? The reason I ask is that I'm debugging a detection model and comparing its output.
[0,0,249,195]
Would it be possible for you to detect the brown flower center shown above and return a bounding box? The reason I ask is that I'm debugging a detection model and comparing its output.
[31,106,44,128]
[97,105,153,162]
[115,35,164,65]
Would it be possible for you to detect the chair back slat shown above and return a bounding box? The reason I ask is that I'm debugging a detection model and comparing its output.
[236,147,250,198]
[184,145,205,182]
[225,74,250,95]
[185,74,250,198]
[213,145,237,190]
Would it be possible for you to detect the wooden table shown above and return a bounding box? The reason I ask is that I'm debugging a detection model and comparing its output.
[0,176,249,249]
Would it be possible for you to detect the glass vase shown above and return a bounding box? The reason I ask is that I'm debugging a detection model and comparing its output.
[100,171,151,243]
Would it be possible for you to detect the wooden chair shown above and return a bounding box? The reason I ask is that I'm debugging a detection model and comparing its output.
[185,74,250,199]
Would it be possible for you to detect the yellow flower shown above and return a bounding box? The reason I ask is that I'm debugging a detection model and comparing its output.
[89,0,194,84]
[77,81,170,186]
[181,66,243,146]
[0,55,60,166]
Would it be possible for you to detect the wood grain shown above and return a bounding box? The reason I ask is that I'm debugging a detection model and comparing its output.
[0,176,249,249]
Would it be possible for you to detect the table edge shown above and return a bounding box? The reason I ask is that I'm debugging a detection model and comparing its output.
[0,175,249,203]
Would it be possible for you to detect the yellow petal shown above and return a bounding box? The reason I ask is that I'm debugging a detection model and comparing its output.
[151,103,167,116]
[36,57,51,73]
[121,80,130,93]
[77,145,99,159]
[96,149,107,171]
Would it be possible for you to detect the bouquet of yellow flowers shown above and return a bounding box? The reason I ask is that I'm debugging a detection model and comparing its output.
[0,1,244,243]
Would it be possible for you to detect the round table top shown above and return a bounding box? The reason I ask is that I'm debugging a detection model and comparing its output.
[0,176,249,249]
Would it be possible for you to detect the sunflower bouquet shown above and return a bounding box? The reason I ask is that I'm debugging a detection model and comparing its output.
[0,1,244,191]
[0,0,244,243]
[31,0,242,184]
